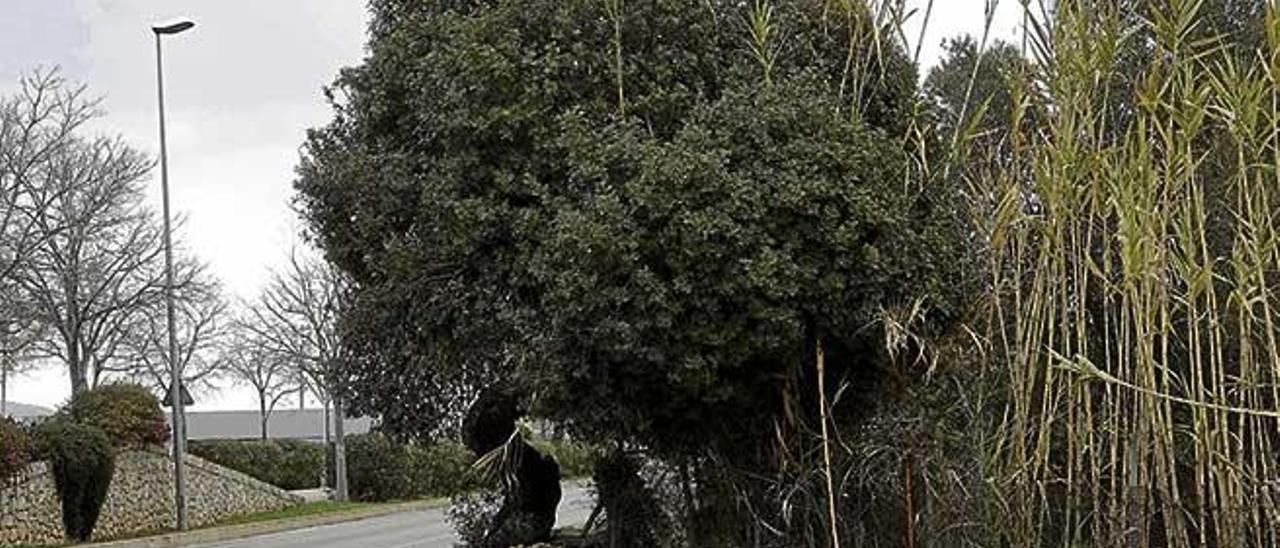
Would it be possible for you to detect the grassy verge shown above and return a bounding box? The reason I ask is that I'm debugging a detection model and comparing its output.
[213,500,377,527]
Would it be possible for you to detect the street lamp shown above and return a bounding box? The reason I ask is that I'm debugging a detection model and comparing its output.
[152,15,194,532]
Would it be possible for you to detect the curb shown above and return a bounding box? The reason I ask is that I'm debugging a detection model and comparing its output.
[86,499,447,548]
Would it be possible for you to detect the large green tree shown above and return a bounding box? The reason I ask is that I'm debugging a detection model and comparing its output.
[297,2,964,512]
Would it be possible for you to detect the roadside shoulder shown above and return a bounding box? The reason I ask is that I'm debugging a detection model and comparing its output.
[86,499,446,548]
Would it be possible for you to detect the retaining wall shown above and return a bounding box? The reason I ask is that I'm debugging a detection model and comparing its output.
[0,449,301,545]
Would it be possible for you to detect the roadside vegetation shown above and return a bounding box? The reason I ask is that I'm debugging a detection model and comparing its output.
[191,433,594,501]
[293,0,1280,546]
[5,0,1280,546]
[2,383,171,542]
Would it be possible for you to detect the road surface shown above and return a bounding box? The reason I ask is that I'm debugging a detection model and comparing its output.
[191,485,595,548]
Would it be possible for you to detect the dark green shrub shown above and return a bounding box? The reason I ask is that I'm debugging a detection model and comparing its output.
[189,439,281,486]
[0,416,31,484]
[35,419,115,541]
[66,383,168,448]
[531,438,595,479]
[345,432,410,501]
[406,441,474,498]
[275,439,324,489]
[594,452,668,548]
[188,439,323,490]
[340,434,477,502]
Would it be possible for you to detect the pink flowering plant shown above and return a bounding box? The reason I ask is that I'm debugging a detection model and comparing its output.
[0,416,31,484]
[66,383,170,449]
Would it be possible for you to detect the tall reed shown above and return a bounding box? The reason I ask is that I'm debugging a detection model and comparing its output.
[971,1,1280,545]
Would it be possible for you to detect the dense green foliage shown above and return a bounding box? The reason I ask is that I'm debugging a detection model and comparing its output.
[0,416,31,484]
[593,452,669,547]
[34,419,115,541]
[529,438,594,479]
[343,433,411,502]
[64,383,169,448]
[191,435,489,498]
[299,0,956,457]
[298,1,970,544]
[189,439,324,490]
[341,433,476,502]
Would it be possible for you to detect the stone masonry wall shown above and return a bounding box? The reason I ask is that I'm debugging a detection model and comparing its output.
[0,449,301,545]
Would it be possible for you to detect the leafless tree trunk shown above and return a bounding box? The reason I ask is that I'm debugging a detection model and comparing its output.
[321,393,331,489]
[333,393,348,501]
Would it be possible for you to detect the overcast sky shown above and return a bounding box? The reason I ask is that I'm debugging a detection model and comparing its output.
[7,0,1023,412]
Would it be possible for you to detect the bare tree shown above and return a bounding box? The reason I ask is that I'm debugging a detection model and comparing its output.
[0,280,45,415]
[245,250,351,500]
[0,70,95,409]
[0,69,96,283]
[224,324,297,439]
[114,263,229,395]
[14,131,169,395]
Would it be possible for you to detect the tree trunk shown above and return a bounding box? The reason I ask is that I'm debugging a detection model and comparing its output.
[333,394,349,502]
[259,392,269,440]
[1,357,7,417]
[68,343,87,395]
[320,397,330,489]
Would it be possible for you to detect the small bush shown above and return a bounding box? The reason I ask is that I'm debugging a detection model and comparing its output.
[345,432,410,502]
[407,441,475,497]
[0,416,31,484]
[189,439,323,490]
[594,452,668,548]
[35,419,115,541]
[66,383,168,448]
[275,439,325,489]
[447,488,504,547]
[340,434,478,502]
[532,438,595,479]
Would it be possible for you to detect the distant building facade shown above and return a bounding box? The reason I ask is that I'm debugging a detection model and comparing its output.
[6,401,371,442]
[169,409,373,442]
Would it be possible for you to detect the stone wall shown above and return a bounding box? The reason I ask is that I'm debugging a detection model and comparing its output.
[0,449,302,545]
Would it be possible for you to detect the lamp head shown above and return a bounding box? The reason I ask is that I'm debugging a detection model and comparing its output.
[152,18,195,35]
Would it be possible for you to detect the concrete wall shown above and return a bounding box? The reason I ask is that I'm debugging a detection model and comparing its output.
[0,449,301,545]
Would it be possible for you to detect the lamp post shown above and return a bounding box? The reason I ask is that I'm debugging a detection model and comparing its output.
[152,16,195,532]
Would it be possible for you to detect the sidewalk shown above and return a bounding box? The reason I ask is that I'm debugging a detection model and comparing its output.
[87,499,446,548]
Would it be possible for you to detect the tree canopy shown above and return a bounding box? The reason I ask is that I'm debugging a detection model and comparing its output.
[298,0,961,457]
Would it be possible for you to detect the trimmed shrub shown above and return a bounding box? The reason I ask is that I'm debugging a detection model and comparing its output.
[66,383,168,448]
[275,439,325,489]
[0,416,31,484]
[407,441,475,497]
[339,434,478,502]
[345,432,410,502]
[188,439,323,490]
[34,419,115,542]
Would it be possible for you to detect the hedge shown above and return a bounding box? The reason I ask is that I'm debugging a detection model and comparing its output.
[339,434,475,502]
[188,439,323,490]
[189,434,588,502]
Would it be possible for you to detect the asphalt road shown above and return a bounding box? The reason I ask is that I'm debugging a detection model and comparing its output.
[190,485,595,548]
